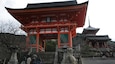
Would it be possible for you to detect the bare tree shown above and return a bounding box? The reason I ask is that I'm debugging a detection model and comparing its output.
[0,21,27,64]
[0,21,20,45]
[0,21,8,33]
[0,21,23,61]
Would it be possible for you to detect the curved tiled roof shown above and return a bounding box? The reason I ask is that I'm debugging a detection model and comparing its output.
[82,26,100,34]
[26,0,77,9]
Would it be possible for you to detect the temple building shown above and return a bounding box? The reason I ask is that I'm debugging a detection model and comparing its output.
[72,20,111,55]
[82,24,111,49]
[6,0,88,52]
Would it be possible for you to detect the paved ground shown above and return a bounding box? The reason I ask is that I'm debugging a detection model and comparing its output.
[81,57,115,64]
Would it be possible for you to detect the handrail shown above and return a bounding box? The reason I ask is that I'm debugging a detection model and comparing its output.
[39,45,44,51]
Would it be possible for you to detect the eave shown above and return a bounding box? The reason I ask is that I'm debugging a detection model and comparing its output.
[6,1,88,27]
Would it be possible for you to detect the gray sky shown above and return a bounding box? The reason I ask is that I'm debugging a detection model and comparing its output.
[0,0,115,41]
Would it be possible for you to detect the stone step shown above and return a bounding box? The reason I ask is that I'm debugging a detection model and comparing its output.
[37,52,55,64]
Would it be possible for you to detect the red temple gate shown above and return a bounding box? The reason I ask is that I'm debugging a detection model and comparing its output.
[6,1,88,52]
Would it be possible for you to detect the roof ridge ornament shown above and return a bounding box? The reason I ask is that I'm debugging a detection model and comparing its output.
[88,16,91,28]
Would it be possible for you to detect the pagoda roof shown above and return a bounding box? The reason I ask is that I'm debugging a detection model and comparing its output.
[86,35,111,41]
[82,26,100,34]
[26,0,77,9]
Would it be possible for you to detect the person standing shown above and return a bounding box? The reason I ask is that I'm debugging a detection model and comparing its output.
[30,54,41,64]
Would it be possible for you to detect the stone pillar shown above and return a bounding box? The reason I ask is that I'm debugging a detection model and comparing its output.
[8,48,18,64]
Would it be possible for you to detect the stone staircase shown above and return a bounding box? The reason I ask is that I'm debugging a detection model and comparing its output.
[38,52,55,64]
[36,47,80,64]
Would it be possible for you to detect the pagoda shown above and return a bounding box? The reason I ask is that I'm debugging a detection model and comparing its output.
[6,0,88,52]
[82,21,111,49]
[82,20,100,35]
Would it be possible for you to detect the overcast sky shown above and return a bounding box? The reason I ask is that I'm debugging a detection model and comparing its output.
[0,0,115,41]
